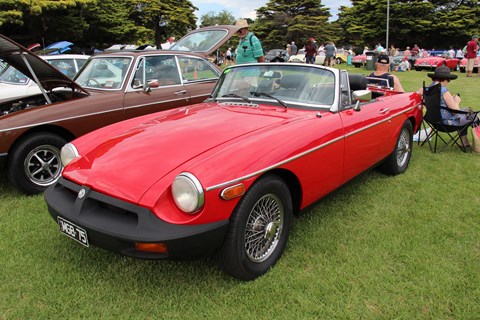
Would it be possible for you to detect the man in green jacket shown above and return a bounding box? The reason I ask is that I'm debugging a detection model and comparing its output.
[234,19,264,64]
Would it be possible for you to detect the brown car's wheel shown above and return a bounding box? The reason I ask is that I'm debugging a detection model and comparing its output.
[218,175,293,281]
[7,133,67,195]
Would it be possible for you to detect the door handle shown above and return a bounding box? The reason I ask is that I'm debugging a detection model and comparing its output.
[175,90,188,95]
[380,108,390,114]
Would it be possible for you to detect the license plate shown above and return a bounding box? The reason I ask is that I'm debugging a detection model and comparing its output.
[57,217,89,247]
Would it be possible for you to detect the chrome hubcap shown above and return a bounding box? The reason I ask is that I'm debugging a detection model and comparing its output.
[244,194,284,263]
[24,145,62,186]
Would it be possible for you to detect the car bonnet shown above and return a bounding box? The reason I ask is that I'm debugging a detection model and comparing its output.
[63,103,296,204]
[0,34,87,93]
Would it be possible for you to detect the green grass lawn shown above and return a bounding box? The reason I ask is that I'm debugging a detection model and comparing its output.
[1,65,479,319]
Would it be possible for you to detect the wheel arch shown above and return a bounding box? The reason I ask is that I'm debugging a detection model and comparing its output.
[8,124,76,155]
[258,168,302,215]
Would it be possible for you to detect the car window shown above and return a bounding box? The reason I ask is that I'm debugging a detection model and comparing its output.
[76,57,132,90]
[171,29,228,53]
[178,56,220,82]
[76,59,88,70]
[46,59,77,79]
[212,64,335,109]
[0,65,29,85]
[132,55,181,88]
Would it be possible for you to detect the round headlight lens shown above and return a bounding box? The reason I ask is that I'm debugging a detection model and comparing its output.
[172,173,204,214]
[60,143,79,167]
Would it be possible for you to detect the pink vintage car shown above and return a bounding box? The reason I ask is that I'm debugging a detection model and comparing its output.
[352,54,366,67]
[45,63,423,280]
[414,51,460,71]
[458,57,480,73]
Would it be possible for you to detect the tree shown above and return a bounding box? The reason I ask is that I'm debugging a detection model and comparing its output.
[337,0,480,50]
[199,9,235,27]
[128,0,197,48]
[254,0,332,51]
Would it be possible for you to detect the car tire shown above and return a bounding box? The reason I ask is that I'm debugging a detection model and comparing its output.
[379,121,413,175]
[7,133,67,195]
[218,175,293,281]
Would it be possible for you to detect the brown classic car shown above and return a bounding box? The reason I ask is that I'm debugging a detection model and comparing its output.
[0,25,240,194]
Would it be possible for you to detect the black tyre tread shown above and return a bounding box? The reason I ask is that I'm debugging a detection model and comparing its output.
[218,175,293,281]
[7,133,67,195]
[379,121,413,175]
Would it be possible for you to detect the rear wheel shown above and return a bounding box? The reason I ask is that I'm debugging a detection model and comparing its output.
[379,121,413,175]
[218,175,293,281]
[7,133,67,195]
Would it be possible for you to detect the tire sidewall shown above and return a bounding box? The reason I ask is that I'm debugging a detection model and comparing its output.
[7,133,67,195]
[383,121,413,175]
[220,175,293,280]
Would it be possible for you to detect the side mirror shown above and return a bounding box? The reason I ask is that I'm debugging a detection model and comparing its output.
[352,90,372,111]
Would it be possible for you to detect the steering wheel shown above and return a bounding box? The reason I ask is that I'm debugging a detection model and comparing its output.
[86,78,101,87]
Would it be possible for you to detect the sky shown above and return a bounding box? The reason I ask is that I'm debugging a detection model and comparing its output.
[190,0,351,22]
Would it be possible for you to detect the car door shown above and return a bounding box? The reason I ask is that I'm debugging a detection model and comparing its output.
[339,71,392,180]
[123,54,191,119]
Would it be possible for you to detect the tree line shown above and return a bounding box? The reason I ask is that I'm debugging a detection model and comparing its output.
[0,0,478,53]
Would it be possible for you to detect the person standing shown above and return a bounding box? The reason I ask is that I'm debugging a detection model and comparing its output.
[291,41,298,55]
[234,19,264,64]
[324,42,336,67]
[304,38,317,64]
[225,48,232,65]
[466,35,478,77]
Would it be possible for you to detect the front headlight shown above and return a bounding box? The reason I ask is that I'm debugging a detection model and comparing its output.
[171,172,204,214]
[60,143,79,167]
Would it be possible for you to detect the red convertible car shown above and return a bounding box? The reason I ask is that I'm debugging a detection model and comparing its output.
[414,52,459,71]
[45,63,423,280]
[0,26,238,194]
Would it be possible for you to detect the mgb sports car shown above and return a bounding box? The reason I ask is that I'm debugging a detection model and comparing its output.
[45,63,423,281]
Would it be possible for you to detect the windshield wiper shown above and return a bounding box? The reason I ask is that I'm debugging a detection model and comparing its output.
[221,93,252,103]
[250,91,288,108]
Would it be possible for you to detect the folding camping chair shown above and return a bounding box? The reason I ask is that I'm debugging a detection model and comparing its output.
[420,82,479,153]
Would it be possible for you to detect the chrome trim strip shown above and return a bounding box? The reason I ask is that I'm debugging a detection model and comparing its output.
[123,98,187,111]
[206,104,418,191]
[206,135,344,191]
[0,108,124,133]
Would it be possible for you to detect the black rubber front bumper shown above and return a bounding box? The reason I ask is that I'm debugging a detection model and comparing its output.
[45,177,229,259]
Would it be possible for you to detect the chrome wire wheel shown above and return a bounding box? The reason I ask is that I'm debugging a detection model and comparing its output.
[24,144,62,187]
[244,193,284,263]
[396,127,411,168]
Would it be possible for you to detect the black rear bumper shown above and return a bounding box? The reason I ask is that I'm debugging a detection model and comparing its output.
[45,177,228,259]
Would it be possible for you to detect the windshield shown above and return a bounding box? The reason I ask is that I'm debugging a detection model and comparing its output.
[170,29,228,53]
[75,57,132,90]
[0,65,30,85]
[211,64,336,108]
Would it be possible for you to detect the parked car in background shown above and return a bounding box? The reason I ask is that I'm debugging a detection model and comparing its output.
[414,51,459,71]
[264,49,288,62]
[288,49,325,65]
[458,57,479,73]
[352,54,366,67]
[0,54,89,103]
[334,49,349,64]
[45,62,423,281]
[0,26,240,194]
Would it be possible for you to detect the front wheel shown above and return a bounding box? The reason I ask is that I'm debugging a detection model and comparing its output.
[218,175,293,281]
[7,133,67,195]
[379,121,413,175]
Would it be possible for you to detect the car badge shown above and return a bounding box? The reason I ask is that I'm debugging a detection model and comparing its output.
[78,189,86,199]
